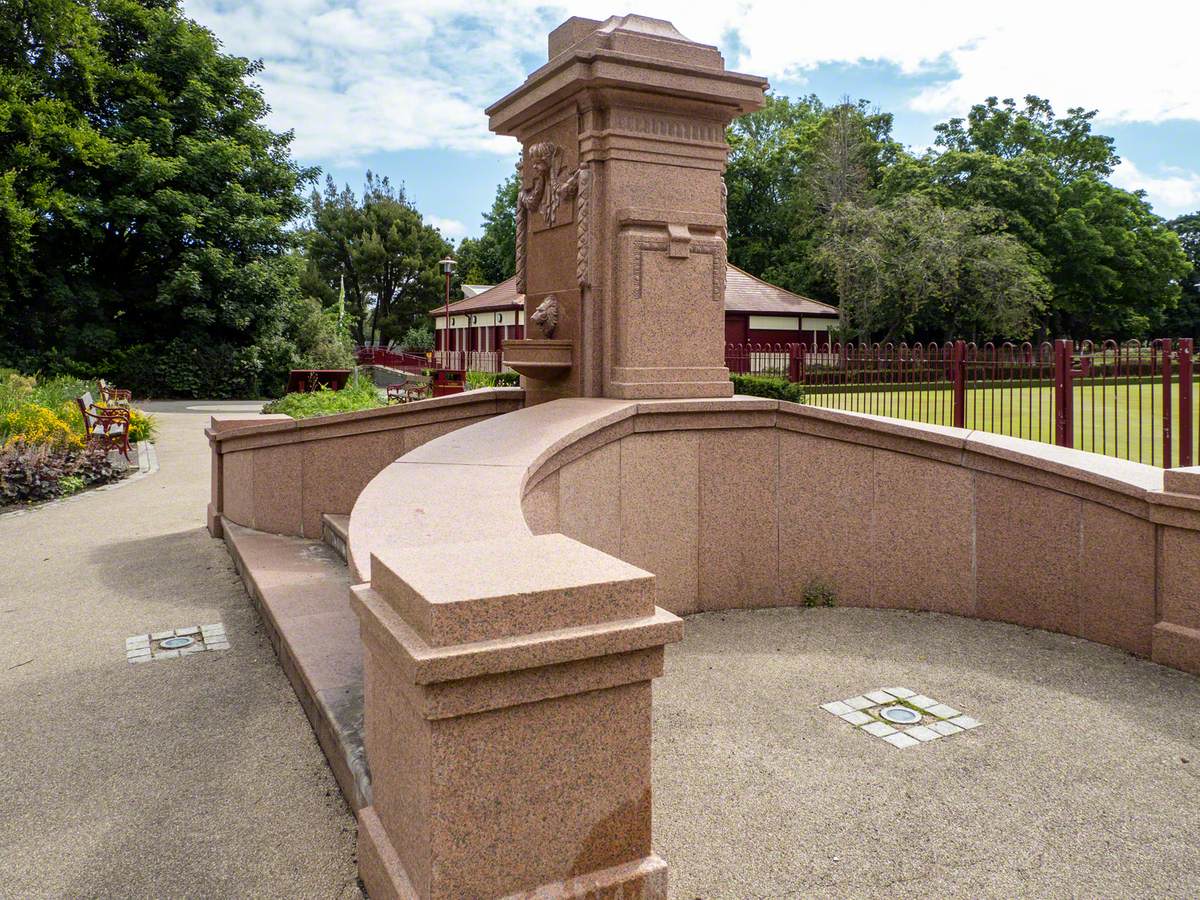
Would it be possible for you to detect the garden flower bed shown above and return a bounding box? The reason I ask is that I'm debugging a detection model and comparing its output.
[261,377,385,419]
[0,371,156,507]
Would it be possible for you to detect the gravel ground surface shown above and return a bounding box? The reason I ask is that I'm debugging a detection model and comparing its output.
[654,607,1200,899]
[0,404,358,899]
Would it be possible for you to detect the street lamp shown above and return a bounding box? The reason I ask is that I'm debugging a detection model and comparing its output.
[439,256,456,367]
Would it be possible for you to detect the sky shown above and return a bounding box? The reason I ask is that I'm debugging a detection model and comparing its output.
[183,0,1200,241]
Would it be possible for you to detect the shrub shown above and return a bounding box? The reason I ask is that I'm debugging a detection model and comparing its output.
[286,296,357,373]
[126,408,157,443]
[729,373,804,403]
[0,443,125,506]
[802,578,837,608]
[262,378,384,419]
[58,475,86,495]
[466,370,521,390]
[402,325,434,353]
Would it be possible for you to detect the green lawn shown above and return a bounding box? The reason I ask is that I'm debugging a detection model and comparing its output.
[806,379,1200,468]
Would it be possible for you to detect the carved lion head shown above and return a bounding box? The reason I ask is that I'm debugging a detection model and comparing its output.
[531,295,559,338]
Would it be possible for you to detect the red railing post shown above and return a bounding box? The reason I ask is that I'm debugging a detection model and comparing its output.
[951,339,966,429]
[1162,339,1174,467]
[1180,338,1194,469]
[788,344,801,382]
[1054,339,1075,448]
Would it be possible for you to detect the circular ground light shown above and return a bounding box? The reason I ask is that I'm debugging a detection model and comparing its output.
[159,636,195,650]
[880,705,921,724]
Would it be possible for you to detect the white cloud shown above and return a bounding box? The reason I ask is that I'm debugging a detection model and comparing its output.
[427,215,468,238]
[184,1,1200,201]
[1111,159,1200,219]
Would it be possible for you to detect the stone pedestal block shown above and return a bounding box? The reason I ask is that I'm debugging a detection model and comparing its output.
[488,14,767,402]
[351,533,682,899]
[205,413,292,537]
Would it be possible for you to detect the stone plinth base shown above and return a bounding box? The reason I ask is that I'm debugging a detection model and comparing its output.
[352,533,681,899]
[608,366,735,400]
[358,796,669,900]
[1152,622,1200,675]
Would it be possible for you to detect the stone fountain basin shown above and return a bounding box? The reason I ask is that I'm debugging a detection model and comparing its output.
[501,338,573,380]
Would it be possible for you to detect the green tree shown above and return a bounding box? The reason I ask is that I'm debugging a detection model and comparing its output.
[1,0,318,395]
[932,96,1118,180]
[819,196,1048,343]
[725,94,900,298]
[1161,212,1200,339]
[455,173,519,285]
[882,96,1189,337]
[304,172,451,345]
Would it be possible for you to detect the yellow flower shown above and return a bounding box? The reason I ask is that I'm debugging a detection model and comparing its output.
[1,403,84,450]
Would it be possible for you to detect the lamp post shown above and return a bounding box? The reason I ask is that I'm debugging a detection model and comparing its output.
[439,256,456,369]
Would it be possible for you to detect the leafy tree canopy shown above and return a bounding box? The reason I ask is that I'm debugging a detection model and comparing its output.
[455,173,519,286]
[932,95,1119,180]
[819,196,1048,343]
[1,0,323,395]
[1161,212,1200,339]
[882,97,1188,337]
[725,93,900,299]
[303,172,451,346]
[727,91,1190,342]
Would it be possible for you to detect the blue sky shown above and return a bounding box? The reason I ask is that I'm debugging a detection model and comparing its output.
[185,1,1200,241]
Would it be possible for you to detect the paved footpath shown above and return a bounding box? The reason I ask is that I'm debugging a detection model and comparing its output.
[0,403,359,899]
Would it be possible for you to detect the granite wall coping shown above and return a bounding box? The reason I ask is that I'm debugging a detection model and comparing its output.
[208,388,526,541]
[208,388,524,453]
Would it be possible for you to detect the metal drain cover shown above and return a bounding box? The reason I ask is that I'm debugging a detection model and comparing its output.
[880,705,921,724]
[159,636,195,650]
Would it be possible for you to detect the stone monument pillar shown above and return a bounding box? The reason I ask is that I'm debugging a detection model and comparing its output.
[490,14,767,403]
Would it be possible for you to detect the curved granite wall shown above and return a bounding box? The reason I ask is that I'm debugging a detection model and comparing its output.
[350,396,1200,674]
[206,388,523,539]
[518,399,1200,670]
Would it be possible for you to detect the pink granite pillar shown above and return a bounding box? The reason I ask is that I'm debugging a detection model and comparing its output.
[489,15,767,403]
[352,534,682,898]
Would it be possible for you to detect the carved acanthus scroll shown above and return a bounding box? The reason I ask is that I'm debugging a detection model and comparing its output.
[515,142,583,294]
[518,142,578,227]
[575,164,590,289]
[515,155,527,294]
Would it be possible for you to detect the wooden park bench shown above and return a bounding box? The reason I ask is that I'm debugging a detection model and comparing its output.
[76,392,131,459]
[386,372,431,404]
[97,378,132,406]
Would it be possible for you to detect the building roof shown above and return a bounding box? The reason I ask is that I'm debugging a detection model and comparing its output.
[461,284,495,298]
[430,267,838,317]
[432,276,521,315]
[723,265,838,316]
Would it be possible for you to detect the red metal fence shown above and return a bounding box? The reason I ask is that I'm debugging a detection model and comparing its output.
[726,339,1197,468]
[355,347,430,372]
[355,347,507,374]
[432,350,503,373]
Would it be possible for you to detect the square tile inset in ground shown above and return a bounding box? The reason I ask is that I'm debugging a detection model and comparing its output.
[820,687,982,749]
[124,623,231,663]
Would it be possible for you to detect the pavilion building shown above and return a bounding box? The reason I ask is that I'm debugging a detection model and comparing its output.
[431,266,838,371]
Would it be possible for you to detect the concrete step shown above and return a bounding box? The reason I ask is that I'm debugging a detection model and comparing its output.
[222,520,370,811]
[321,513,350,563]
